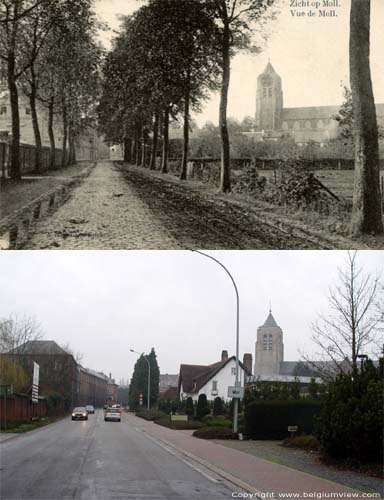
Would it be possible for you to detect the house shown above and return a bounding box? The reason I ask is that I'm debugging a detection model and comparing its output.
[178,350,252,402]
[159,373,179,395]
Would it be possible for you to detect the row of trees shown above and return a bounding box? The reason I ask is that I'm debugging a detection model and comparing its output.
[98,0,277,190]
[0,0,101,179]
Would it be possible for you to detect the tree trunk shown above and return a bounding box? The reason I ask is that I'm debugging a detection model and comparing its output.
[61,102,68,168]
[350,0,383,234]
[161,107,169,174]
[123,137,131,162]
[131,136,136,163]
[135,125,141,166]
[7,56,21,179]
[140,128,148,167]
[219,18,231,193]
[48,98,56,169]
[150,112,159,170]
[68,124,75,165]
[180,89,190,181]
[29,86,43,173]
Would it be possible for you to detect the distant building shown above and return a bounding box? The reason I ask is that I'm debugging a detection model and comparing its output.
[178,350,252,402]
[254,62,384,144]
[159,374,179,394]
[4,340,78,411]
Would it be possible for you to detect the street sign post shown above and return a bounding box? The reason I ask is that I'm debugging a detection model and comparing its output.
[32,362,39,403]
[228,386,244,399]
[1,384,13,431]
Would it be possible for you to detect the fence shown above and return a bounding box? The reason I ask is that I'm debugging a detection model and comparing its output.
[0,141,97,178]
[0,142,62,177]
[0,393,47,428]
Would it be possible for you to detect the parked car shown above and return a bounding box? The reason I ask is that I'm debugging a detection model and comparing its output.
[104,407,121,422]
[85,405,95,414]
[71,407,88,421]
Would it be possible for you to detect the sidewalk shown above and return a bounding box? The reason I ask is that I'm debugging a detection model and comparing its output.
[129,414,375,498]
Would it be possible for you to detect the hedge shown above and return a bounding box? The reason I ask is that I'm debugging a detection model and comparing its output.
[193,426,235,440]
[244,399,321,439]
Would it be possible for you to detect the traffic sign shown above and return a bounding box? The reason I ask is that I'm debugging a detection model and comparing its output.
[227,386,244,398]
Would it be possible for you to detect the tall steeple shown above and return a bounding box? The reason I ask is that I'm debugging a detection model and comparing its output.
[254,308,284,376]
[255,61,283,131]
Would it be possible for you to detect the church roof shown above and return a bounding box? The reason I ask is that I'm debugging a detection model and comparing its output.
[261,311,279,328]
[281,103,384,121]
[263,61,277,75]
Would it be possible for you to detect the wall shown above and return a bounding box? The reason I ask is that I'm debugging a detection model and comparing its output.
[0,393,47,427]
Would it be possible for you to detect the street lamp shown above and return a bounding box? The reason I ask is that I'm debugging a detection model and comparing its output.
[191,250,240,435]
[130,349,151,410]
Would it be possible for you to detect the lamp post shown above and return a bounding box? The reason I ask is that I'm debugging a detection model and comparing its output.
[130,349,151,410]
[191,250,240,435]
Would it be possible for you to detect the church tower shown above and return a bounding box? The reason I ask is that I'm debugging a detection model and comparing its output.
[255,62,283,131]
[254,309,284,376]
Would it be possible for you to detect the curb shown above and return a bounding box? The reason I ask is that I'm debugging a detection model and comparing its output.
[137,424,265,498]
[0,162,96,249]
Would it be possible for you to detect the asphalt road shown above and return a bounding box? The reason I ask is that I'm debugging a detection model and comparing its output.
[0,411,233,500]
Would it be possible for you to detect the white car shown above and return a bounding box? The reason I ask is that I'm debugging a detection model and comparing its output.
[104,407,121,422]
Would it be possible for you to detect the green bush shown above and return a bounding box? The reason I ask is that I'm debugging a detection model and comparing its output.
[185,397,194,417]
[135,409,167,421]
[244,399,321,439]
[213,396,224,416]
[202,415,232,427]
[282,435,320,451]
[316,360,383,464]
[156,418,204,430]
[196,394,210,420]
[193,426,235,440]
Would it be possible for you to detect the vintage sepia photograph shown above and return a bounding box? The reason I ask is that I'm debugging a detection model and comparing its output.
[0,249,383,498]
[0,0,383,250]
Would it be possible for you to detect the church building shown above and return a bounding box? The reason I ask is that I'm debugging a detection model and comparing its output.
[254,62,384,144]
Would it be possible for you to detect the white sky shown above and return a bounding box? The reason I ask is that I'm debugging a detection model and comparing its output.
[94,0,384,126]
[1,251,382,383]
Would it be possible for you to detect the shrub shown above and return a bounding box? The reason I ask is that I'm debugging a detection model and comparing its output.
[185,397,194,417]
[193,426,235,440]
[135,409,166,421]
[244,399,321,440]
[213,396,224,416]
[316,360,383,464]
[282,435,320,451]
[232,165,267,195]
[156,418,204,430]
[202,415,232,427]
[196,394,210,420]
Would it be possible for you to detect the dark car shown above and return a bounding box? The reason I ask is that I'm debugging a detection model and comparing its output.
[71,407,88,421]
[85,405,95,414]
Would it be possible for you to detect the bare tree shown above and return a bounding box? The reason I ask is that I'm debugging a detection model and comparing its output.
[0,313,43,353]
[307,251,383,379]
[59,342,83,364]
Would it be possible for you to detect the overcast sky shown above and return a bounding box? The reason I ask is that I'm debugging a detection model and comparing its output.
[94,0,384,126]
[1,251,382,383]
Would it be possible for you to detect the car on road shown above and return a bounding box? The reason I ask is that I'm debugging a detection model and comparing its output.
[104,407,121,422]
[85,405,95,414]
[71,407,88,421]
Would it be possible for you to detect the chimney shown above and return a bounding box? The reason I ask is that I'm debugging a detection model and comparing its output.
[243,353,253,375]
[221,350,228,361]
[109,373,112,380]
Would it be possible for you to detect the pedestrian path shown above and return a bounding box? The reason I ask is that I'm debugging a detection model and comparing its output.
[26,161,180,249]
[129,414,368,498]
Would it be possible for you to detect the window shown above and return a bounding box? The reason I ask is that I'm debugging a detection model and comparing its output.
[231,367,236,375]
[263,334,268,350]
[54,360,62,371]
[0,105,6,115]
[212,380,217,391]
[268,334,273,350]
[268,88,272,97]
[263,87,267,97]
[25,107,31,115]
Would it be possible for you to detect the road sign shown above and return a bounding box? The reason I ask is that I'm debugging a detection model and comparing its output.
[288,426,298,432]
[228,386,244,399]
[32,362,39,403]
[0,384,13,396]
